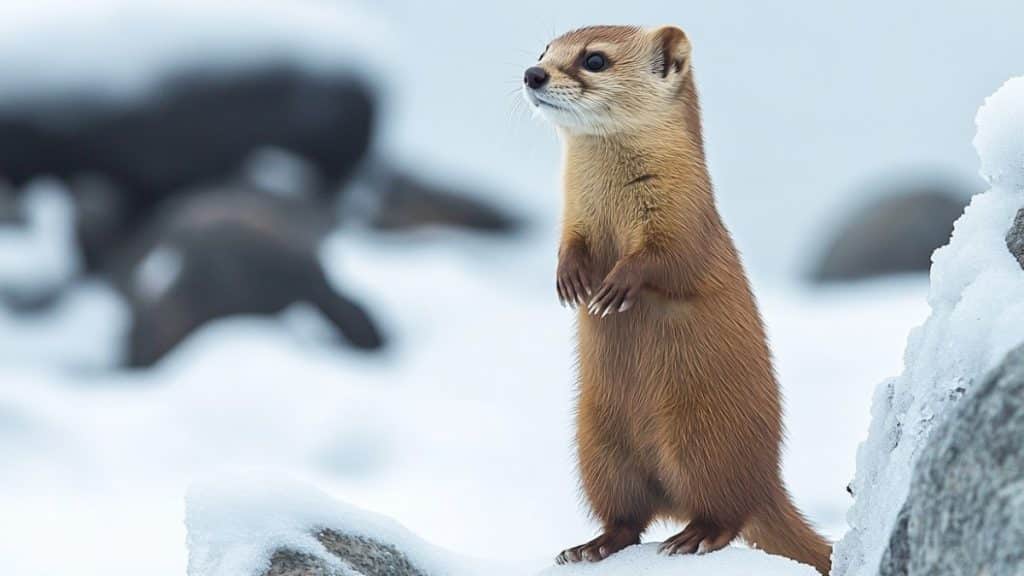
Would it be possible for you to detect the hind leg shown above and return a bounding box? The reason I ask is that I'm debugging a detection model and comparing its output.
[556,459,657,565]
[557,402,662,564]
[659,520,739,555]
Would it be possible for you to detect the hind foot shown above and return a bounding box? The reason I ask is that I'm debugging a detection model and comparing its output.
[556,525,641,564]
[658,521,738,556]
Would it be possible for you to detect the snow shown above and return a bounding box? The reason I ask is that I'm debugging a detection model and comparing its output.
[539,545,818,576]
[833,77,1024,576]
[974,77,1024,193]
[0,180,79,299]
[135,244,184,303]
[0,0,388,107]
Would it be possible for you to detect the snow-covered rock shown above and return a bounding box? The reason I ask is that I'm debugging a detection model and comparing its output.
[185,474,819,576]
[186,473,492,576]
[833,76,1024,576]
[877,343,1024,575]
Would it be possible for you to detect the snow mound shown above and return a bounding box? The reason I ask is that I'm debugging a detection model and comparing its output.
[974,77,1024,193]
[186,472,486,576]
[538,545,817,576]
[833,77,1024,576]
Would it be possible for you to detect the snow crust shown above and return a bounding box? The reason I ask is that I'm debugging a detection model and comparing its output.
[833,77,1024,576]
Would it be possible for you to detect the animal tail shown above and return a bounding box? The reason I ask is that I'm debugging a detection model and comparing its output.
[741,487,832,575]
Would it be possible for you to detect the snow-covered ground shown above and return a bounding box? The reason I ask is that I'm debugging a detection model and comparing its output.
[0,222,929,575]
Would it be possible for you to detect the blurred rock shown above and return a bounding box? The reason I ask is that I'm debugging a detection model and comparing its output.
[810,186,968,283]
[1007,207,1024,270]
[359,167,522,234]
[0,64,375,270]
[0,179,19,225]
[116,187,383,368]
[266,530,429,576]
[878,343,1024,576]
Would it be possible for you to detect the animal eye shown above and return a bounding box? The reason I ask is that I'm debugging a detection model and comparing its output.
[583,52,607,72]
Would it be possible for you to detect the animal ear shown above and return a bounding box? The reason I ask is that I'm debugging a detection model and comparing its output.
[650,26,691,78]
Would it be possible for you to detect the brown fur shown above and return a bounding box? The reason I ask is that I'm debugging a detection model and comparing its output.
[525,25,832,574]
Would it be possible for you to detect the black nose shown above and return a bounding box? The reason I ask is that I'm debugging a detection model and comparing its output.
[524,66,549,90]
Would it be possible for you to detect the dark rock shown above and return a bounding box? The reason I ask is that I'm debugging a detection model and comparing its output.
[877,504,910,576]
[265,530,429,576]
[361,167,522,234]
[878,344,1024,576]
[1006,207,1024,270]
[0,179,19,225]
[116,187,383,368]
[0,64,375,270]
[810,185,969,283]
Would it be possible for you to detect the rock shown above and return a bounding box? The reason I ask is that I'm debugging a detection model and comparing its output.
[1006,207,1024,269]
[265,531,429,576]
[360,167,522,234]
[0,64,376,270]
[116,186,383,368]
[878,343,1024,576]
[0,178,19,225]
[809,185,968,283]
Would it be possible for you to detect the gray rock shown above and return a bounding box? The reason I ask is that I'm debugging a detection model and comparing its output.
[1007,207,1024,270]
[879,343,1024,576]
[0,178,19,225]
[360,166,522,235]
[116,186,384,368]
[810,185,968,283]
[264,530,429,576]
[0,64,376,271]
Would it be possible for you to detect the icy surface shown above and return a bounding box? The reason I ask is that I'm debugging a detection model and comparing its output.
[833,77,1024,576]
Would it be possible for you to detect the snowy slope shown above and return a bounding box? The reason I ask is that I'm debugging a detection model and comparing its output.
[834,77,1024,576]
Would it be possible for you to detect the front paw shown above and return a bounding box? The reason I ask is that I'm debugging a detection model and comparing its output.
[557,248,592,308]
[589,261,642,317]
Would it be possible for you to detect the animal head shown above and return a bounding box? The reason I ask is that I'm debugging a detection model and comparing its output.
[522,25,694,136]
